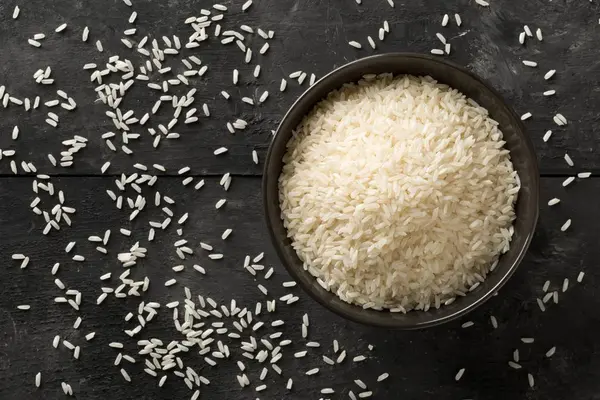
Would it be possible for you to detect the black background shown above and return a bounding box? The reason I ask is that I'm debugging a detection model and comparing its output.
[0,0,598,399]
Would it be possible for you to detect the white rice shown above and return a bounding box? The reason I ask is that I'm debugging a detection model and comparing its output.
[120,368,131,382]
[377,373,389,382]
[528,373,535,388]
[508,361,521,369]
[562,278,569,292]
[355,379,367,390]
[363,35,375,49]
[242,0,253,11]
[279,74,518,310]
[536,297,545,312]
[564,153,574,167]
[297,73,307,85]
[455,13,462,26]
[51,263,60,275]
[536,28,543,41]
[554,114,567,125]
[442,14,449,27]
[544,70,556,80]
[521,112,532,120]
[259,91,269,103]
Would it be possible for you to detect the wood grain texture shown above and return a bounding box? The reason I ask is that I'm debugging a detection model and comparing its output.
[0,176,598,399]
[0,0,597,176]
[0,0,599,399]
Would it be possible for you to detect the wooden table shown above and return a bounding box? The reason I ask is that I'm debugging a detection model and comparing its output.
[0,0,597,399]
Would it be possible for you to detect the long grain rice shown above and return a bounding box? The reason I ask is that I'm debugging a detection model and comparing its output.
[279,74,519,310]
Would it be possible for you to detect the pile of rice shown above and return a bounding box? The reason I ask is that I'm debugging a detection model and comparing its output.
[279,74,520,312]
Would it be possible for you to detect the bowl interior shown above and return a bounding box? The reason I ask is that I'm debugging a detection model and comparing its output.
[263,53,539,329]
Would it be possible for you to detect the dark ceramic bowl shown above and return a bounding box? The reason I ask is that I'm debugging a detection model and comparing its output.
[263,53,539,329]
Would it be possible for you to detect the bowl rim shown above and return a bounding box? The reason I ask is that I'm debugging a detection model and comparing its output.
[262,52,540,329]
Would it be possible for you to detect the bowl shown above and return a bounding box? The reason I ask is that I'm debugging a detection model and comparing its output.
[262,53,539,329]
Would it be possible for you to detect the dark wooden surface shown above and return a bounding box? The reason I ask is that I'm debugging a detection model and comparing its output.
[0,0,598,399]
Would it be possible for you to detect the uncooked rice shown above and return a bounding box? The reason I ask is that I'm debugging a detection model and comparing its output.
[508,361,521,369]
[548,198,560,206]
[544,70,556,80]
[537,297,546,312]
[279,74,519,311]
[442,14,449,27]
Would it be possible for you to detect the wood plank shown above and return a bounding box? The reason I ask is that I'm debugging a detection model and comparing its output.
[0,175,597,399]
[0,0,596,176]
